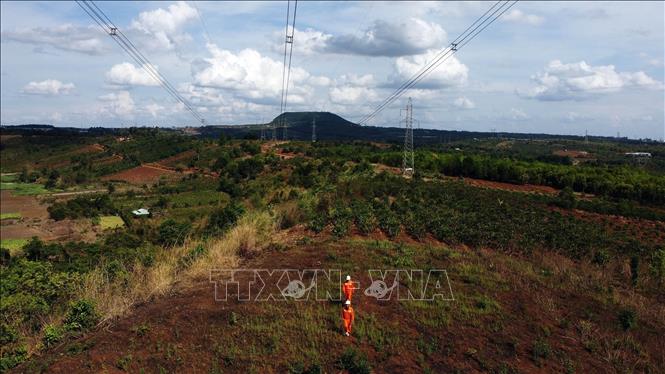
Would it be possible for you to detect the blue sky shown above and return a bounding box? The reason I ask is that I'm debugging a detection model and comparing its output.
[1,1,663,139]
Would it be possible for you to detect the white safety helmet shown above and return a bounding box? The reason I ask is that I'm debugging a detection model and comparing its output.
[346,275,351,281]
[345,300,351,305]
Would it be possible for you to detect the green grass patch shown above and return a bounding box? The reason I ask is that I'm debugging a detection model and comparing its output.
[1,174,19,182]
[99,215,124,230]
[0,238,29,256]
[0,212,21,220]
[0,182,49,195]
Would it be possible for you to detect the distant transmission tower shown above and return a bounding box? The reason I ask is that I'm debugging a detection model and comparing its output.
[402,97,415,176]
[312,116,316,142]
[585,129,588,144]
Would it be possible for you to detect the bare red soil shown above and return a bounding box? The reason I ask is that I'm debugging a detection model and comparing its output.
[101,165,179,184]
[156,150,197,167]
[21,231,665,373]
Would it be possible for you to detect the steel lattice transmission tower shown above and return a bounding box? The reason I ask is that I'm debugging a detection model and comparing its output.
[312,116,316,142]
[402,97,415,176]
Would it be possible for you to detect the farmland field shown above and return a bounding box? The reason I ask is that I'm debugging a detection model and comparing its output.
[1,123,664,373]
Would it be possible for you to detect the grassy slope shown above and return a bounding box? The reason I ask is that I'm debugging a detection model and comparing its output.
[21,230,664,373]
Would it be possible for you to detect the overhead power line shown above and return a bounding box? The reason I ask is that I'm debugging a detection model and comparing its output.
[276,0,298,140]
[76,0,205,124]
[358,0,518,126]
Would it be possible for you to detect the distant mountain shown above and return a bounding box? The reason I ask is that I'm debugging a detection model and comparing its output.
[196,111,609,144]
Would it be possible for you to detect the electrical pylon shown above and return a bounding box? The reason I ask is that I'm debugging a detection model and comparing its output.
[402,97,414,176]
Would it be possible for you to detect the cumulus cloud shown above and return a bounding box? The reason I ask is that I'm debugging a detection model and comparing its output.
[325,18,446,57]
[130,1,197,51]
[393,49,468,88]
[453,96,475,109]
[510,108,529,120]
[278,28,332,56]
[98,91,135,117]
[1,24,108,55]
[502,9,544,26]
[105,62,160,87]
[329,86,378,105]
[327,74,379,105]
[520,60,664,101]
[191,43,328,104]
[22,79,75,95]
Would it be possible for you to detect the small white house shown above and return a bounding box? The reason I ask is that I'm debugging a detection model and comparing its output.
[132,208,150,216]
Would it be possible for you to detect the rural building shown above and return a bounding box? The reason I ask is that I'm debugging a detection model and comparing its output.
[131,208,150,216]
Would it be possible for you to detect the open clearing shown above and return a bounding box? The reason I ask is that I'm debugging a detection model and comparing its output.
[28,231,665,373]
[101,164,179,184]
[99,215,124,230]
[0,238,28,255]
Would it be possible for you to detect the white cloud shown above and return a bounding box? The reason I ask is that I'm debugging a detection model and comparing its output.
[453,96,475,109]
[145,103,165,118]
[191,43,328,104]
[22,79,75,95]
[502,9,544,26]
[510,108,529,120]
[276,28,332,56]
[520,60,664,101]
[98,91,135,117]
[130,1,197,51]
[329,86,378,105]
[325,18,447,57]
[393,49,468,88]
[1,24,108,55]
[105,62,159,87]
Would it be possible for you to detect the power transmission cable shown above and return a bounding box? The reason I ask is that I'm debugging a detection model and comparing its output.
[276,0,298,140]
[191,1,213,45]
[85,1,203,123]
[359,0,514,125]
[358,0,511,125]
[353,0,502,124]
[76,0,204,124]
[358,0,517,126]
[83,1,203,123]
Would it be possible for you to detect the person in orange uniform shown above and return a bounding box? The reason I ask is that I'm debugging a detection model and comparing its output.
[342,300,355,336]
[342,275,354,302]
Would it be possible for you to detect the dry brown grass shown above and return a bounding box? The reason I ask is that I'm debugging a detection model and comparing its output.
[79,211,277,322]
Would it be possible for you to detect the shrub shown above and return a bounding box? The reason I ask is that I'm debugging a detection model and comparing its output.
[650,248,664,285]
[532,337,551,364]
[64,299,99,331]
[331,205,352,238]
[352,201,377,235]
[206,203,245,236]
[553,187,577,209]
[158,219,192,246]
[618,309,637,331]
[42,324,64,348]
[592,249,610,265]
[338,347,371,374]
[0,344,28,371]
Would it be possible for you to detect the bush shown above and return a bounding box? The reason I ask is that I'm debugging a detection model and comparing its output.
[64,299,99,332]
[42,324,64,348]
[338,347,371,374]
[532,337,551,364]
[331,204,352,238]
[592,249,610,265]
[206,203,245,236]
[47,194,116,220]
[376,206,401,238]
[352,201,377,235]
[553,187,577,209]
[158,219,192,246]
[618,309,637,331]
